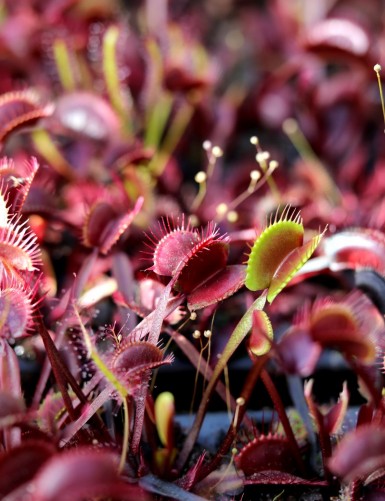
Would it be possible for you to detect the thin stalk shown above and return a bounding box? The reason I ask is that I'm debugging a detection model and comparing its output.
[251,138,281,203]
[193,355,267,484]
[374,64,385,130]
[261,369,305,474]
[223,364,232,421]
[164,326,251,426]
[282,118,341,204]
[119,396,130,474]
[190,337,205,414]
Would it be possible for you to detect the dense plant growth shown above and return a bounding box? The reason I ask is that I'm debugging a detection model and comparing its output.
[1,0,385,500]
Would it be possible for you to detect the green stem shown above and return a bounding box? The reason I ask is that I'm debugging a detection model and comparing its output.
[119,396,130,474]
[282,118,340,204]
[149,100,194,177]
[145,93,173,149]
[32,129,74,180]
[103,25,133,134]
[53,39,76,91]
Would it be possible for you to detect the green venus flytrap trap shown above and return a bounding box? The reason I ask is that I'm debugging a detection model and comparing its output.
[245,206,326,303]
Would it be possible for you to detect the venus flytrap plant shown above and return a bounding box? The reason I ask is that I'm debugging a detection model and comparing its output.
[131,217,245,454]
[174,206,324,471]
[1,3,385,499]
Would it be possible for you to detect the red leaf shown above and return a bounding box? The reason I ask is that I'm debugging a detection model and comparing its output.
[276,327,321,376]
[32,448,147,501]
[328,425,385,484]
[0,441,55,498]
[187,265,246,310]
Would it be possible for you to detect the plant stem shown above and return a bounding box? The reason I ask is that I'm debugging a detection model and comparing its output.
[119,396,130,474]
[261,369,306,474]
[103,25,133,134]
[36,317,78,421]
[53,39,76,91]
[193,355,267,484]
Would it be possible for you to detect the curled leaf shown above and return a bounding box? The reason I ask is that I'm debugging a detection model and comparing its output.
[111,341,174,394]
[155,391,175,449]
[32,448,146,501]
[322,228,385,274]
[248,309,273,357]
[275,327,321,376]
[51,91,120,141]
[304,18,370,61]
[83,196,143,254]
